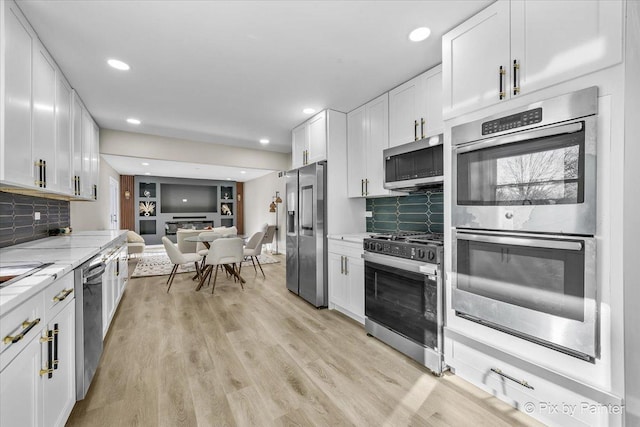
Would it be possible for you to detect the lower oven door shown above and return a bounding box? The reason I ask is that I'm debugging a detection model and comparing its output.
[364,253,440,350]
[452,229,597,360]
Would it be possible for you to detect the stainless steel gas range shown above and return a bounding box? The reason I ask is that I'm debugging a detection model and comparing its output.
[363,232,445,375]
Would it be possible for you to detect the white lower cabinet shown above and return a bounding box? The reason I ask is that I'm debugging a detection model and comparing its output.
[0,271,76,427]
[0,333,43,427]
[43,300,76,427]
[103,243,128,338]
[447,336,623,427]
[328,240,364,324]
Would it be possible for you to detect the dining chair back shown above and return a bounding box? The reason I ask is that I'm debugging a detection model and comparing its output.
[176,229,200,253]
[162,236,202,293]
[196,231,222,256]
[242,231,266,278]
[203,237,244,293]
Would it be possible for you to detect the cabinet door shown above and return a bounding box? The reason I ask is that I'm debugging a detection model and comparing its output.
[510,0,623,97]
[307,110,327,164]
[102,261,114,338]
[389,75,420,147]
[54,76,73,195]
[347,105,366,198]
[328,253,347,308]
[43,302,75,427]
[81,109,93,199]
[423,67,443,137]
[71,93,83,194]
[345,255,364,322]
[32,43,57,190]
[442,0,510,119]
[0,334,42,427]
[364,93,389,197]
[291,124,306,169]
[90,120,99,199]
[2,2,34,186]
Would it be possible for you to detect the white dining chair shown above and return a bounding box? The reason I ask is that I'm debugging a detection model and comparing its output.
[241,231,265,278]
[162,236,203,293]
[201,237,244,294]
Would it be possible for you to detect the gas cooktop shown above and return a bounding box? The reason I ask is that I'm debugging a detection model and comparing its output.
[370,231,444,245]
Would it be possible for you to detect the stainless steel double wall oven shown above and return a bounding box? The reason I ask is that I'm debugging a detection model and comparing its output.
[451,87,599,361]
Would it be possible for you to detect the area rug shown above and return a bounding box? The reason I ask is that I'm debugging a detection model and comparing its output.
[131,250,279,278]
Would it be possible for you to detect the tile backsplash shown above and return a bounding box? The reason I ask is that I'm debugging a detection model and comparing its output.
[366,191,443,234]
[0,192,70,248]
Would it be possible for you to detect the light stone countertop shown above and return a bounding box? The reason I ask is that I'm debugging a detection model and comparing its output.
[0,230,127,315]
[327,233,375,244]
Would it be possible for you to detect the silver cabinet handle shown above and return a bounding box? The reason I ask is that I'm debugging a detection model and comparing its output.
[340,256,344,274]
[491,368,534,390]
[344,257,348,275]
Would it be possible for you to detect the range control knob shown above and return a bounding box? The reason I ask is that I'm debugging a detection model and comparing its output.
[416,249,426,259]
[376,242,383,252]
[427,250,436,261]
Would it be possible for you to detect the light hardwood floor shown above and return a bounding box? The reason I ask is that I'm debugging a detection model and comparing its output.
[66,255,542,427]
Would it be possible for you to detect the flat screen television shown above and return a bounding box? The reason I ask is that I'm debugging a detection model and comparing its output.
[160,184,218,213]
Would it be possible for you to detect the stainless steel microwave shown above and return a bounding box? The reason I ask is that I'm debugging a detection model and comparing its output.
[383,135,444,193]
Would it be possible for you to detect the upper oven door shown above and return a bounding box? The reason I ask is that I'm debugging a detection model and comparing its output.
[453,116,596,234]
[452,229,598,360]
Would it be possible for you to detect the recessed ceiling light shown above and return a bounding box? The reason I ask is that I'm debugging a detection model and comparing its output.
[303,108,316,114]
[259,138,270,144]
[144,172,151,175]
[240,171,246,174]
[107,59,130,70]
[127,118,141,125]
[226,178,232,180]
[409,27,431,42]
[141,162,149,166]
[182,199,188,202]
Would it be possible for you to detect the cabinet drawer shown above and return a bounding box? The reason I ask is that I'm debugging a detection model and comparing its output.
[43,271,74,318]
[328,240,364,259]
[0,293,44,368]
[450,340,622,427]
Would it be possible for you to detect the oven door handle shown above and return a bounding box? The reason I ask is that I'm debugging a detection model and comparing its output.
[457,232,583,251]
[363,252,438,276]
[455,122,583,154]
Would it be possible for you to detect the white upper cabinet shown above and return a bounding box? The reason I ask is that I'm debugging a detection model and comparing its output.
[389,65,444,147]
[442,0,623,119]
[442,1,510,119]
[389,76,421,147]
[54,76,73,195]
[72,92,83,196]
[510,0,623,96]
[291,124,307,169]
[291,110,327,168]
[81,109,93,199]
[347,93,393,198]
[1,0,35,188]
[32,43,57,190]
[307,110,327,164]
[1,0,97,200]
[347,105,366,198]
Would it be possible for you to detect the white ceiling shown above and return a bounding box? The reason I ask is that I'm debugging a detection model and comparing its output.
[101,154,275,182]
[17,0,491,177]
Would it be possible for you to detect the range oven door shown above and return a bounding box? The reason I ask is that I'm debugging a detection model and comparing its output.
[452,229,598,361]
[453,111,597,235]
[364,252,441,350]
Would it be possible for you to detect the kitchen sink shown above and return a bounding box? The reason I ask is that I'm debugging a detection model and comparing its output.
[0,262,54,288]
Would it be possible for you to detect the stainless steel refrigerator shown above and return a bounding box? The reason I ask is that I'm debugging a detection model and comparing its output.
[285,162,327,307]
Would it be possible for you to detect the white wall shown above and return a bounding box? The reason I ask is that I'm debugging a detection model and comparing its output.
[70,157,119,230]
[243,171,286,253]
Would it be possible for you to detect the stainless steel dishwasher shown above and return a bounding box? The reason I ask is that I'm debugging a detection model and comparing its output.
[74,255,106,400]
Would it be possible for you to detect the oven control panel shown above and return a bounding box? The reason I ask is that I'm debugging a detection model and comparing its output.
[481,107,542,135]
[363,240,439,262]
